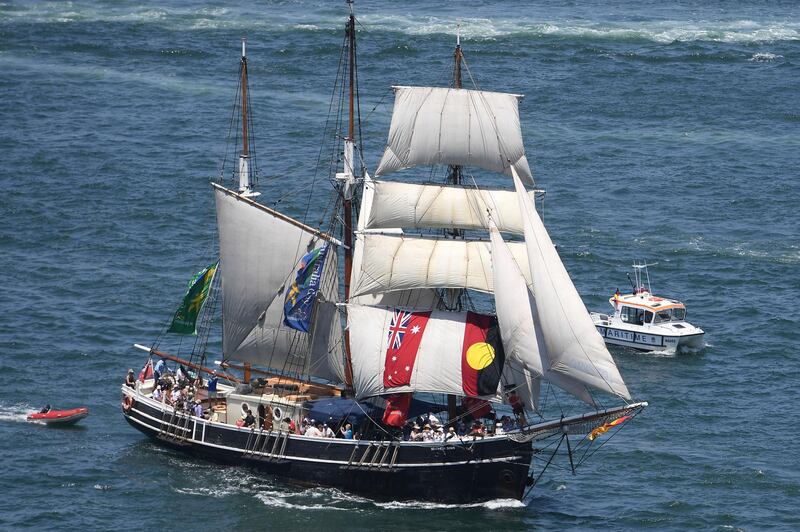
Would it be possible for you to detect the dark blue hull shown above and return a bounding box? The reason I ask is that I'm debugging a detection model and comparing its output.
[123,393,533,503]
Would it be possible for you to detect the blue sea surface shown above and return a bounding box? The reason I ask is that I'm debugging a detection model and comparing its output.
[1,1,799,530]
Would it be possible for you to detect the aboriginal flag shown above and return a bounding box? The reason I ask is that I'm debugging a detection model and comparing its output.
[461,312,505,397]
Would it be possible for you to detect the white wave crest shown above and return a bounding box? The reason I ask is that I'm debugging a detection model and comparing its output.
[0,402,36,423]
[4,6,800,44]
[749,52,783,62]
[254,491,347,511]
[376,497,525,510]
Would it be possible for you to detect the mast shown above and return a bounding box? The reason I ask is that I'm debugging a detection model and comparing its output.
[342,1,357,389]
[241,39,249,160]
[446,24,464,422]
[442,26,465,312]
[238,38,259,198]
[450,23,463,187]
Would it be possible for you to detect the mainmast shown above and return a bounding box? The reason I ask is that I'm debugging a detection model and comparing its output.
[442,25,464,312]
[446,24,465,422]
[340,0,358,390]
[450,24,463,187]
[238,38,259,198]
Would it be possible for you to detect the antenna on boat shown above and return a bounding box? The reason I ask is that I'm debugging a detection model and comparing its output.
[632,261,657,294]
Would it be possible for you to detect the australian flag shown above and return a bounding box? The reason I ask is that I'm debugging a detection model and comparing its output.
[383,309,431,388]
[387,310,413,348]
[283,244,329,332]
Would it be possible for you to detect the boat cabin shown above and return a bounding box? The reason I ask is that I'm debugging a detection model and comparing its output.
[612,291,688,325]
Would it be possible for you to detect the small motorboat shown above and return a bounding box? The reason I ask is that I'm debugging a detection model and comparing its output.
[590,262,705,353]
[27,406,89,426]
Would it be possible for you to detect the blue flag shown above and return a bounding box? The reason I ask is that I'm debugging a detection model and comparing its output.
[283,244,329,332]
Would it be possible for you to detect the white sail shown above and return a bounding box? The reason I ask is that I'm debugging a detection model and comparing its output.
[346,304,504,400]
[375,86,533,184]
[489,220,543,379]
[351,233,531,297]
[214,184,341,381]
[350,173,440,307]
[512,169,631,401]
[503,359,540,413]
[489,219,596,405]
[366,180,536,234]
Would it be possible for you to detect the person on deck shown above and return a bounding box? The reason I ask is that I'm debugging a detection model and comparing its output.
[153,359,166,383]
[39,404,51,414]
[152,386,164,402]
[243,407,256,428]
[125,369,136,388]
[340,423,353,439]
[193,399,204,418]
[176,365,188,385]
[323,423,335,438]
[506,388,527,427]
[305,422,323,438]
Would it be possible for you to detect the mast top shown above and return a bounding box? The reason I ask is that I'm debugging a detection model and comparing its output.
[242,38,246,59]
[456,21,461,47]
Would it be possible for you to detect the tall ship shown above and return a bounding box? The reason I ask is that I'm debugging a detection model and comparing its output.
[121,4,647,503]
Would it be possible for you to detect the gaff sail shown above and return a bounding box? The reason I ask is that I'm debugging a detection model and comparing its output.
[214,184,343,382]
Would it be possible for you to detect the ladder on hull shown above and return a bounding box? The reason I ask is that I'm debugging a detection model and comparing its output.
[342,441,400,471]
[242,429,290,463]
[157,408,193,445]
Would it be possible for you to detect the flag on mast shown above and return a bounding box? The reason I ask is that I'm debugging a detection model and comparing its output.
[168,261,219,335]
[283,244,330,332]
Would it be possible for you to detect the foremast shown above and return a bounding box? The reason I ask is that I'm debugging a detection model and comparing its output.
[238,39,259,199]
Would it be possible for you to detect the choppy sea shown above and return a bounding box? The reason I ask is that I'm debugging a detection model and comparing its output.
[1,1,799,530]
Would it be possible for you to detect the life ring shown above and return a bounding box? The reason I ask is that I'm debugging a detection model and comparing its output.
[122,396,135,413]
[272,406,282,421]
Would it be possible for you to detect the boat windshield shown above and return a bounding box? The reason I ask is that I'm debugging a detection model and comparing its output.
[653,310,672,323]
[653,308,686,323]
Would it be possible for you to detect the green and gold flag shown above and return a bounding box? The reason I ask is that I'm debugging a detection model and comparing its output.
[168,261,219,335]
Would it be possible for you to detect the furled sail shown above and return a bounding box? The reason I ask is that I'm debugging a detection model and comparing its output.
[213,184,342,381]
[366,180,536,235]
[351,233,531,297]
[346,304,505,399]
[375,86,533,184]
[511,169,631,401]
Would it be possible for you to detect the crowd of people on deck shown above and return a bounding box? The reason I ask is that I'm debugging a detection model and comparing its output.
[299,418,355,439]
[130,359,213,420]
[128,359,527,443]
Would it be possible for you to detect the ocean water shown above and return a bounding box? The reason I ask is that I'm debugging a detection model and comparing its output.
[1,1,799,529]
